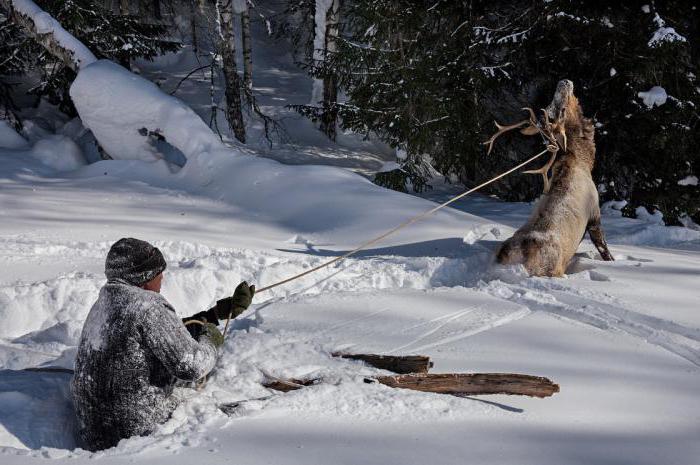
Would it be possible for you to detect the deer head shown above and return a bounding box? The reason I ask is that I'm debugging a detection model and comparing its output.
[484,80,593,193]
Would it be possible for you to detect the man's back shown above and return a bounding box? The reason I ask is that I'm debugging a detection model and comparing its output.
[72,279,216,451]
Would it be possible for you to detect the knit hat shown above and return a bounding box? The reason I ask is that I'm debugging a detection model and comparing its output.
[105,238,167,286]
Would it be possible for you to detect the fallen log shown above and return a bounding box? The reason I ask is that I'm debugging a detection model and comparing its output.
[372,373,559,398]
[332,352,432,374]
[263,373,559,398]
[263,377,317,393]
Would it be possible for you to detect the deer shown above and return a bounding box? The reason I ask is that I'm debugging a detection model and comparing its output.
[483,79,614,277]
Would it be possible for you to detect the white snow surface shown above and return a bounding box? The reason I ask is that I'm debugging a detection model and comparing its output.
[2,23,700,465]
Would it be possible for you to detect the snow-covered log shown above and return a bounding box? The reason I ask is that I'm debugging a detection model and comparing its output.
[70,60,223,162]
[0,0,97,72]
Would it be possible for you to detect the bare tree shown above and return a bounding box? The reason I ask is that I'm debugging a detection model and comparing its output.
[216,0,246,143]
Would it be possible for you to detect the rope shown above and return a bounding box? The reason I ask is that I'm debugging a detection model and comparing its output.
[220,147,550,337]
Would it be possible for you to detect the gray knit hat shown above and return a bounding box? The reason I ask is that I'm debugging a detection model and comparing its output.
[105,238,167,285]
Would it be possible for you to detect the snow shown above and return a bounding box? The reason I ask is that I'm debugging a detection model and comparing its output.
[29,135,86,171]
[10,0,96,69]
[232,0,247,14]
[1,11,700,465]
[678,175,698,186]
[648,13,687,48]
[637,86,667,108]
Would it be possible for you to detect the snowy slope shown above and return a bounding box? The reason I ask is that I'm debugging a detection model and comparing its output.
[2,12,700,465]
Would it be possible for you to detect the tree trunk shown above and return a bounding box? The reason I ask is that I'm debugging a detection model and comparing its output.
[320,0,340,140]
[240,2,253,95]
[0,0,97,72]
[216,0,246,143]
[374,373,560,398]
[190,0,198,52]
[332,352,432,374]
[120,0,130,15]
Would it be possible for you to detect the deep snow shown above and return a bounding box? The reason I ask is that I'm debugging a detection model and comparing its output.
[1,9,700,465]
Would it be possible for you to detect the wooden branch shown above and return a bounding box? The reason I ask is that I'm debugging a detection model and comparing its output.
[373,373,559,398]
[263,373,559,398]
[0,0,96,72]
[332,352,432,374]
[262,377,316,393]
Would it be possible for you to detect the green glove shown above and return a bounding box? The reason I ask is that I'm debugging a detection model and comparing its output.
[214,281,256,320]
[202,322,224,349]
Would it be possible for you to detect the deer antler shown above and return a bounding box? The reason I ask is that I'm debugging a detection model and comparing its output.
[523,144,559,193]
[520,109,569,194]
[482,119,529,155]
[482,108,543,155]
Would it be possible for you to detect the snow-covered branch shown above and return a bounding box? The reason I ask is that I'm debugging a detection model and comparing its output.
[0,0,96,71]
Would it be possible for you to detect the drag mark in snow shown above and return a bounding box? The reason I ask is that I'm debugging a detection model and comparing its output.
[385,306,531,355]
[480,279,700,367]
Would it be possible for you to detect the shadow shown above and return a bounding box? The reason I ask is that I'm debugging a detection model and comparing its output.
[277,237,501,260]
[459,395,524,413]
[0,369,78,450]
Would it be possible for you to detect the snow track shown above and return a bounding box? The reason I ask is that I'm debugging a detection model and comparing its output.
[480,264,700,367]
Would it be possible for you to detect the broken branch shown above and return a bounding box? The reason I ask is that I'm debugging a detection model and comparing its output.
[373,373,559,398]
[332,352,433,374]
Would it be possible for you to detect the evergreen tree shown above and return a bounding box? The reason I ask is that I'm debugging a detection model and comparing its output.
[291,0,699,225]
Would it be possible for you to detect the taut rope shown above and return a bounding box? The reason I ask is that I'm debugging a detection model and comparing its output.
[221,147,550,338]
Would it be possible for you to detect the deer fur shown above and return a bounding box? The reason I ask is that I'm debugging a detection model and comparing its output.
[493,80,614,277]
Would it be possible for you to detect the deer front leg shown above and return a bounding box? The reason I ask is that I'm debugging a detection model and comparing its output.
[587,218,614,261]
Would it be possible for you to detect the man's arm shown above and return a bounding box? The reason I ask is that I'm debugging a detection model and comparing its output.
[183,282,256,339]
[141,301,217,381]
[182,307,219,339]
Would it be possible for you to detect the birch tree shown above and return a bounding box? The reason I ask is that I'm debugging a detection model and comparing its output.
[236,0,253,94]
[216,0,246,143]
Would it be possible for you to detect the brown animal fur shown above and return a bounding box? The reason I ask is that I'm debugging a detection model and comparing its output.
[495,80,614,277]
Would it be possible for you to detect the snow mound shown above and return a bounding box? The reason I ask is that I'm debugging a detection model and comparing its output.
[29,135,86,171]
[0,122,28,150]
[70,60,223,162]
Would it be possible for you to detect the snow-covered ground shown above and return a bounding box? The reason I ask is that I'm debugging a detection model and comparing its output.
[2,12,700,465]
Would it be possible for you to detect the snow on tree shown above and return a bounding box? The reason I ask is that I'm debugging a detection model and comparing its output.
[2,0,222,163]
[289,0,699,224]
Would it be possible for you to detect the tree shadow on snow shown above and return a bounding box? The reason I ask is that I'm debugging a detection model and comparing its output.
[277,237,500,260]
[0,369,78,450]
